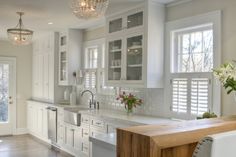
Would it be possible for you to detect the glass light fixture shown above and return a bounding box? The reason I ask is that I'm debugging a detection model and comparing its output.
[71,0,109,19]
[7,12,33,45]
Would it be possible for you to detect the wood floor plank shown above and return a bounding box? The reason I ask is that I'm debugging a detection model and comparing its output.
[0,135,73,157]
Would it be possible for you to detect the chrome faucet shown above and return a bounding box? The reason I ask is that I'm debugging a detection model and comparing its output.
[81,90,98,109]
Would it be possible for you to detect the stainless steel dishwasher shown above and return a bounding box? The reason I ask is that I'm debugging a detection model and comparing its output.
[47,107,57,143]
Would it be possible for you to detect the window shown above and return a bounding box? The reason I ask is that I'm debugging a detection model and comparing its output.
[83,39,114,93]
[165,11,221,119]
[85,47,98,69]
[170,25,213,116]
[173,27,213,73]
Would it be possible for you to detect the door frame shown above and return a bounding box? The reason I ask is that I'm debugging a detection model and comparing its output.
[0,57,17,135]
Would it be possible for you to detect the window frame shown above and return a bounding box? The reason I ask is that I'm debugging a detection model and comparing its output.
[83,38,115,95]
[164,11,222,120]
[172,25,213,73]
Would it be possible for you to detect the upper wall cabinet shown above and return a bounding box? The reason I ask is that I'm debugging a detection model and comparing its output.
[32,32,67,103]
[105,1,165,88]
[58,29,83,86]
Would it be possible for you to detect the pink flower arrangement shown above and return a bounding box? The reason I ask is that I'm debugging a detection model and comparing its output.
[116,92,143,114]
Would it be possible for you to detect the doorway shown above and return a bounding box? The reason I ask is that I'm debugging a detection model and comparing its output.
[0,57,16,136]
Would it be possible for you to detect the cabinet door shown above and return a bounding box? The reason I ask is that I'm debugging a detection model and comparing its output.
[126,11,143,30]
[38,54,44,98]
[32,104,38,134]
[48,53,54,101]
[32,55,39,98]
[108,17,123,34]
[107,39,123,81]
[43,53,49,100]
[125,34,143,81]
[74,128,82,152]
[27,104,34,132]
[37,105,44,136]
[59,51,68,85]
[57,122,65,145]
[42,107,48,139]
[65,126,75,147]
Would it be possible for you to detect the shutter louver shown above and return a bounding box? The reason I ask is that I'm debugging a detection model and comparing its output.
[172,78,188,113]
[191,78,209,115]
[84,70,96,89]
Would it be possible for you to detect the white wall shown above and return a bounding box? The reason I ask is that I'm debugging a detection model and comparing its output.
[166,0,236,115]
[0,40,32,129]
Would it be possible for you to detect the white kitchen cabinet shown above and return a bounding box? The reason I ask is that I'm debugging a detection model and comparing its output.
[32,32,65,103]
[105,1,165,88]
[27,101,49,142]
[58,29,83,86]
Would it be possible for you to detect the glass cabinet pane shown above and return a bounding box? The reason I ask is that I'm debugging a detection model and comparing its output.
[126,35,143,80]
[60,51,67,81]
[109,18,122,33]
[127,12,143,29]
[108,40,122,80]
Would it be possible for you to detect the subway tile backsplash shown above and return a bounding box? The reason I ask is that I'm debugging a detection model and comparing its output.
[77,86,165,117]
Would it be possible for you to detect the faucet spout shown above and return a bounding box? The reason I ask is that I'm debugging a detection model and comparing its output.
[81,90,95,109]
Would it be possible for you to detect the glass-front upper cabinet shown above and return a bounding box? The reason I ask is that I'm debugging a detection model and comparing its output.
[109,18,123,34]
[127,11,143,29]
[108,39,122,81]
[126,35,143,81]
[108,10,143,34]
[59,51,67,82]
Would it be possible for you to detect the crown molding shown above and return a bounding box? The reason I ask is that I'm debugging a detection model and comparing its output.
[166,0,193,7]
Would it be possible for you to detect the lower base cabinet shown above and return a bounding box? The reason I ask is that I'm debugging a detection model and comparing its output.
[27,101,49,143]
[28,101,132,157]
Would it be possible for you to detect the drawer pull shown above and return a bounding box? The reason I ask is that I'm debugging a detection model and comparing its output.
[95,122,102,125]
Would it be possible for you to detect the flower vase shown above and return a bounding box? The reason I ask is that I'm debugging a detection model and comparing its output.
[126,104,133,116]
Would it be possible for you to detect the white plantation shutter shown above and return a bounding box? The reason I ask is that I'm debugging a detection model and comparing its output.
[171,77,212,116]
[191,78,211,115]
[172,79,188,113]
[84,70,97,89]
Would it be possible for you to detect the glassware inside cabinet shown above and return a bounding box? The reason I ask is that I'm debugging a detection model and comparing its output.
[109,18,122,33]
[127,12,143,29]
[108,40,122,80]
[126,35,143,80]
[60,51,67,81]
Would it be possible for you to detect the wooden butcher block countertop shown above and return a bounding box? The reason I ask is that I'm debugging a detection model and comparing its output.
[117,116,236,157]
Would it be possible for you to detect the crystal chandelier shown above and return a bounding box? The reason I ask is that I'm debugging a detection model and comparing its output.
[7,12,33,45]
[71,0,109,19]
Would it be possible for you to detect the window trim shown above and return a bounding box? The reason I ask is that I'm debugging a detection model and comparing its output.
[164,11,222,119]
[83,38,115,95]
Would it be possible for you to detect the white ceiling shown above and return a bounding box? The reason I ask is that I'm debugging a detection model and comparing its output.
[0,0,178,39]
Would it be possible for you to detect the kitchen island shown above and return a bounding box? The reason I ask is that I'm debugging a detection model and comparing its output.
[117,116,236,157]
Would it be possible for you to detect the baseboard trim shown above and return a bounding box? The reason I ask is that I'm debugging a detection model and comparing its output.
[14,128,28,135]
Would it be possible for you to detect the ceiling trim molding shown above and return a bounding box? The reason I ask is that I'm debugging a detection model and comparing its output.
[166,0,193,7]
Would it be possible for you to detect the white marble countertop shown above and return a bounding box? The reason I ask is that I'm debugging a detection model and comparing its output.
[78,109,181,125]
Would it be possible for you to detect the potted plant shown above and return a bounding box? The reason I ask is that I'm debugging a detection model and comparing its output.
[116,92,143,115]
[213,62,236,95]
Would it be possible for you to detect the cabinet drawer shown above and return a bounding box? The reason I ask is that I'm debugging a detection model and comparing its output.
[81,127,90,140]
[81,141,89,155]
[90,118,106,130]
[81,115,90,125]
[90,129,106,138]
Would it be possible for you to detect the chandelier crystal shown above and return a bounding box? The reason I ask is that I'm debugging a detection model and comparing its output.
[71,0,109,19]
[7,12,33,45]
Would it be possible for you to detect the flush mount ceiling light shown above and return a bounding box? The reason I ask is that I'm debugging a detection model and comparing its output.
[71,0,109,19]
[7,12,33,45]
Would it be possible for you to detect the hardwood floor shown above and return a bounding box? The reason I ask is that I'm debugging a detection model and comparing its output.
[0,135,73,157]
